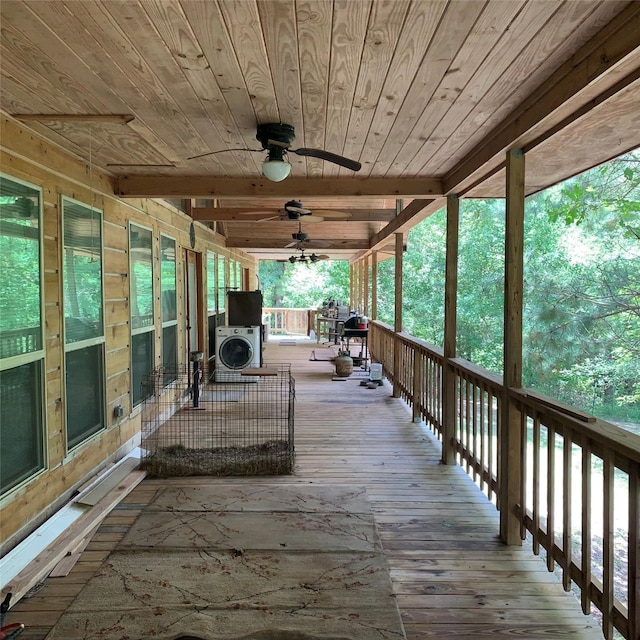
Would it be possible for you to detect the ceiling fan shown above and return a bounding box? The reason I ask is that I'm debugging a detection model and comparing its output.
[280,248,330,264]
[241,200,351,223]
[284,221,331,249]
[188,123,361,181]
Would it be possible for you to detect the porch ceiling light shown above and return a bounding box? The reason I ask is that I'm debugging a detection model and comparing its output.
[261,146,291,182]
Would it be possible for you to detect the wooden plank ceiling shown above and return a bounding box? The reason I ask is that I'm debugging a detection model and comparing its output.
[1,0,639,261]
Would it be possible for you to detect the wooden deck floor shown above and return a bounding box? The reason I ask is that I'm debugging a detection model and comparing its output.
[11,338,603,639]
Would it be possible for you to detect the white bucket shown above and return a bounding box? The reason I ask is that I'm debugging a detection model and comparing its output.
[370,362,383,381]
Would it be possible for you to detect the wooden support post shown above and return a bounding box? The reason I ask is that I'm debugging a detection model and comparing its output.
[500,148,525,545]
[356,260,360,311]
[349,263,354,309]
[393,232,403,398]
[442,195,459,465]
[371,250,378,321]
[363,255,369,317]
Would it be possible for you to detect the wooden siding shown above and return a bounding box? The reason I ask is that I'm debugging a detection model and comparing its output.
[0,117,256,547]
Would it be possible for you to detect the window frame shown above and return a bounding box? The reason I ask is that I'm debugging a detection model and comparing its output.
[61,195,106,452]
[217,254,226,313]
[160,233,178,386]
[129,222,155,407]
[0,173,47,497]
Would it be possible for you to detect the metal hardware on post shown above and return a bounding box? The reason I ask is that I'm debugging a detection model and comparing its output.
[190,351,204,409]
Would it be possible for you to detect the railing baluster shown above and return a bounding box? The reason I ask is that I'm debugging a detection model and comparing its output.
[547,424,556,572]
[602,447,615,640]
[472,381,478,483]
[562,430,573,591]
[496,392,502,512]
[465,378,471,473]
[480,384,486,494]
[458,374,463,466]
[488,389,494,502]
[533,414,541,555]
[520,409,527,540]
[581,439,592,616]
[412,349,421,422]
[629,459,639,640]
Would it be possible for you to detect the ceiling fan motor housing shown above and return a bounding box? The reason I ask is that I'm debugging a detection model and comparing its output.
[256,123,296,150]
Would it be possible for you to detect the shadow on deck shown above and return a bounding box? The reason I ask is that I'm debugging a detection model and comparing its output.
[10,337,603,639]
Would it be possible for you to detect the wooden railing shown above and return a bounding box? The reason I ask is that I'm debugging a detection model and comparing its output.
[369,320,640,640]
[262,308,315,336]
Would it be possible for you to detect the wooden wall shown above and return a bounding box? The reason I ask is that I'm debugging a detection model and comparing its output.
[0,117,257,547]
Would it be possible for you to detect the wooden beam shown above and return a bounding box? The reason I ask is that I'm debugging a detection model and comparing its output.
[444,3,640,194]
[115,177,444,199]
[12,113,135,123]
[369,198,441,251]
[500,149,525,546]
[225,238,370,250]
[191,207,396,222]
[442,195,459,466]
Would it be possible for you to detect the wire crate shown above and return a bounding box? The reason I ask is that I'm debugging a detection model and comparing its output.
[140,363,294,477]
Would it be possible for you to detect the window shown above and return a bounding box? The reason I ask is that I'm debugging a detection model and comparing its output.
[206,251,217,313]
[207,251,218,359]
[161,235,177,385]
[130,224,154,406]
[217,254,226,313]
[229,259,237,291]
[0,175,45,495]
[236,261,243,291]
[62,197,106,449]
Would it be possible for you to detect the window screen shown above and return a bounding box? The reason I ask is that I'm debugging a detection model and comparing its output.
[235,261,243,291]
[65,344,104,448]
[62,198,105,449]
[130,225,154,330]
[130,225,155,406]
[0,178,42,359]
[161,235,176,322]
[162,324,178,386]
[132,331,154,406]
[207,251,217,313]
[0,359,44,493]
[161,235,177,385]
[217,255,226,312]
[63,200,103,343]
[0,174,45,496]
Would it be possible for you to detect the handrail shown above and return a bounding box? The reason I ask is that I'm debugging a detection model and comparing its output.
[262,307,313,336]
[368,319,640,640]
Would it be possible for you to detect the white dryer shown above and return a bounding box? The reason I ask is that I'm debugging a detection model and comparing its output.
[215,326,261,382]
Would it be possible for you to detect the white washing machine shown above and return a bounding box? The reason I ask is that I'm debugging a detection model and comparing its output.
[215,326,261,382]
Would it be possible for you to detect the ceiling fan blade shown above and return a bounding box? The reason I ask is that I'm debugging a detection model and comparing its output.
[311,209,351,219]
[284,204,312,215]
[284,241,299,249]
[317,254,330,260]
[300,215,324,223]
[307,239,332,247]
[290,148,361,172]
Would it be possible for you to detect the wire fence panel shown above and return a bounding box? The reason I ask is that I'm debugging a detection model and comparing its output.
[140,363,294,477]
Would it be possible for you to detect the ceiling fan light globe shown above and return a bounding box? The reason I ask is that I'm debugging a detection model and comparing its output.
[288,256,296,263]
[262,159,291,182]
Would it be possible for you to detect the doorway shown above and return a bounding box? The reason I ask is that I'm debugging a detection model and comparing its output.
[184,250,203,360]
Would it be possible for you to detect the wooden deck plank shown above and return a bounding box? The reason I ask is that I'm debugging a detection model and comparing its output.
[6,338,601,640]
